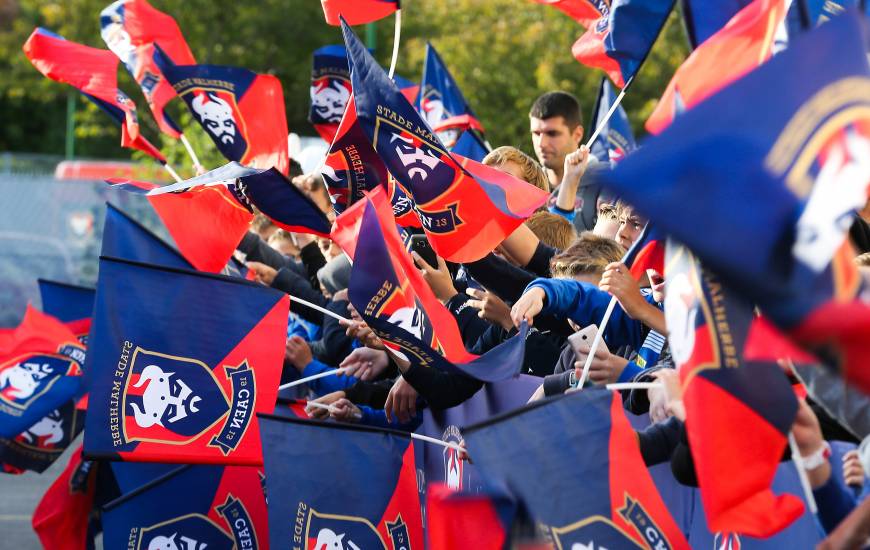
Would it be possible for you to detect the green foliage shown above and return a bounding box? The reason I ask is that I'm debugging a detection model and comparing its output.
[0,0,690,171]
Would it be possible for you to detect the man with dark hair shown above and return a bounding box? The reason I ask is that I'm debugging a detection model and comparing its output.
[529,91,599,231]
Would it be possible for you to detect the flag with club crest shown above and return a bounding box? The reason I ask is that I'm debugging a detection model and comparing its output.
[0,400,84,474]
[32,445,97,550]
[0,305,85,439]
[259,414,424,550]
[22,27,165,162]
[571,0,675,88]
[83,257,288,465]
[589,77,636,163]
[321,0,399,25]
[342,19,548,262]
[416,42,485,148]
[464,390,690,549]
[154,47,289,175]
[100,0,196,138]
[594,13,870,393]
[646,0,787,134]
[38,279,95,344]
[102,464,269,550]
[309,44,352,143]
[664,242,802,536]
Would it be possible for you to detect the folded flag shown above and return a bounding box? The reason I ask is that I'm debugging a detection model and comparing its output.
[22,27,165,162]
[101,202,192,269]
[106,179,253,273]
[155,48,289,175]
[590,77,636,163]
[38,279,95,343]
[259,414,424,549]
[344,190,529,382]
[682,0,755,47]
[83,257,288,464]
[533,0,609,26]
[102,464,269,549]
[309,44,352,143]
[646,0,787,134]
[321,0,399,25]
[464,390,689,549]
[665,242,802,536]
[595,13,870,393]
[417,42,485,148]
[100,0,196,138]
[32,445,97,550]
[623,223,665,279]
[572,0,675,88]
[450,129,489,161]
[0,400,84,474]
[322,95,389,213]
[342,20,548,262]
[426,483,515,550]
[0,305,85,439]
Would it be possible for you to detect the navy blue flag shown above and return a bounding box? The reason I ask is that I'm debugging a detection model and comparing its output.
[450,130,489,161]
[37,279,94,343]
[102,203,191,269]
[589,77,636,164]
[258,415,424,549]
[416,42,485,148]
[464,390,690,548]
[682,0,754,47]
[0,400,84,474]
[594,13,870,392]
[102,464,269,549]
[310,44,352,143]
[83,257,289,464]
[109,460,180,494]
[787,0,870,32]
[348,191,529,382]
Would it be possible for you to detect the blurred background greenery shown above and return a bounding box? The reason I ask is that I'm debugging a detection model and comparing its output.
[0,0,690,175]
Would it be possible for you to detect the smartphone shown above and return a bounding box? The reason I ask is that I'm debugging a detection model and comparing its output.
[409,234,438,268]
[567,324,608,358]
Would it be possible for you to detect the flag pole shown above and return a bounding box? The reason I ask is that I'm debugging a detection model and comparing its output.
[288,294,350,323]
[605,382,663,391]
[278,367,350,390]
[179,133,203,172]
[577,296,617,387]
[161,161,183,183]
[583,75,634,148]
[388,9,402,78]
[788,432,819,514]
[411,432,464,452]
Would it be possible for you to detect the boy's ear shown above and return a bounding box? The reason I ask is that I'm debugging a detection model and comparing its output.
[572,124,584,147]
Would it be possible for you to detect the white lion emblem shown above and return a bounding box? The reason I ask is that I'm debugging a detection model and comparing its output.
[311,80,350,123]
[191,92,238,145]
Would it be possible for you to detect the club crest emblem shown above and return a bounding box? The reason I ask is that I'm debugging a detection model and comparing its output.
[120,347,255,454]
[0,353,79,413]
[14,406,73,451]
[373,122,458,204]
[441,425,464,490]
[178,88,249,161]
[305,508,410,550]
[552,496,670,550]
[134,514,234,550]
[310,76,351,125]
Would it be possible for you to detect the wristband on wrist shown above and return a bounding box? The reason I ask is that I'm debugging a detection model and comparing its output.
[799,441,831,471]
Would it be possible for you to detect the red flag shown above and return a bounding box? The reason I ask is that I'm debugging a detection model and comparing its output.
[100,0,197,139]
[321,0,399,25]
[533,0,605,26]
[1,305,79,356]
[32,446,96,550]
[646,0,786,134]
[426,483,510,550]
[22,28,165,162]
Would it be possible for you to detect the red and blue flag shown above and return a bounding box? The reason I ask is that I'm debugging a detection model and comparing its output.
[155,48,289,175]
[342,20,548,262]
[533,0,609,26]
[572,0,674,88]
[100,0,196,139]
[0,399,84,474]
[590,77,636,163]
[259,415,424,549]
[426,483,516,550]
[309,44,352,143]
[416,42,485,148]
[102,464,269,549]
[38,279,95,344]
[596,13,870,393]
[83,257,289,464]
[0,306,85,439]
[32,445,96,550]
[321,0,399,25]
[646,0,787,134]
[450,129,489,161]
[664,243,803,536]
[101,202,192,269]
[623,222,665,279]
[22,27,166,162]
[682,0,755,47]
[464,390,690,549]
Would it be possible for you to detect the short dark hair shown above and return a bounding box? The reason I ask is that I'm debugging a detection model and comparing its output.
[529,91,582,129]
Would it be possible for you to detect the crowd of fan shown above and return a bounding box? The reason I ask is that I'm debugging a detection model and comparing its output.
[238,90,870,538]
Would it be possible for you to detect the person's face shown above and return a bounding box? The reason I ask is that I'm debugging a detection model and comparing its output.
[529,116,582,175]
[616,208,645,250]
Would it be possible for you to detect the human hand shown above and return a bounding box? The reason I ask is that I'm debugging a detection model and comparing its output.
[284,335,313,372]
[843,450,865,488]
[246,261,278,286]
[329,398,363,422]
[562,145,591,189]
[305,391,345,419]
[510,287,546,328]
[572,340,625,385]
[339,318,385,350]
[653,369,685,421]
[339,347,390,381]
[412,252,457,303]
[384,376,418,424]
[599,262,646,317]
[465,288,513,331]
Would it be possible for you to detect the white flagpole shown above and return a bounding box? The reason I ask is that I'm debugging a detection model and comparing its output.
[288,295,350,323]
[788,432,819,514]
[388,9,402,79]
[411,432,464,452]
[161,161,183,183]
[606,382,663,391]
[179,133,203,172]
[583,76,633,148]
[278,367,349,391]
[577,297,617,388]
